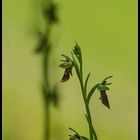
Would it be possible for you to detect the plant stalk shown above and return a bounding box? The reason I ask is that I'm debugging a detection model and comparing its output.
[77,60,98,140]
[42,5,53,139]
[43,46,51,140]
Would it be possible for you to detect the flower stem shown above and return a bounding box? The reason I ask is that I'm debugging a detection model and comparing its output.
[43,46,51,140]
[82,79,98,140]
[75,53,98,140]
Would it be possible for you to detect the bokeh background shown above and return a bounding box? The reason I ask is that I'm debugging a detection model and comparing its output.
[2,0,138,140]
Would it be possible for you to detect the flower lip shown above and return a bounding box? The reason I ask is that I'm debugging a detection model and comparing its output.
[99,90,110,109]
[61,67,73,82]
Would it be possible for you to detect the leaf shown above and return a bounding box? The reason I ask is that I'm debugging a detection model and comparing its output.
[87,83,100,105]
[71,52,81,81]
[84,73,91,94]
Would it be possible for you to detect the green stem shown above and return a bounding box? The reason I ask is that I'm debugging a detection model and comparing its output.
[44,98,50,140]
[43,47,51,140]
[38,0,59,139]
[42,6,52,140]
[83,83,97,140]
[77,65,97,140]
[85,103,98,140]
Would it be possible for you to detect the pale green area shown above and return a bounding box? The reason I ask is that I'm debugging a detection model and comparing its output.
[2,0,138,140]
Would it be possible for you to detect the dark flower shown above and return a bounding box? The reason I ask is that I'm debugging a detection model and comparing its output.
[43,3,58,24]
[99,90,110,109]
[97,76,112,109]
[59,54,73,82]
[61,67,72,82]
[35,32,50,54]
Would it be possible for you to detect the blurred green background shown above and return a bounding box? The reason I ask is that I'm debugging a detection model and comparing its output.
[2,0,138,140]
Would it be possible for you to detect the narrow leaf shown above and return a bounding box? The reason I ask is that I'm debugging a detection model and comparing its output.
[84,73,91,94]
[87,83,100,105]
[71,52,81,81]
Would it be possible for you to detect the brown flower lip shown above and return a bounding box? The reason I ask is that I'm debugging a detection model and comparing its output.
[99,90,110,109]
[61,68,72,82]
